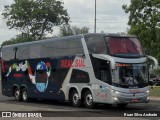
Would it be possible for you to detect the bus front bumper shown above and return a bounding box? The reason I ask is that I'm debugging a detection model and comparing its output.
[111,92,150,104]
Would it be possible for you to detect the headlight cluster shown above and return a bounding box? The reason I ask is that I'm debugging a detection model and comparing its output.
[146,90,150,94]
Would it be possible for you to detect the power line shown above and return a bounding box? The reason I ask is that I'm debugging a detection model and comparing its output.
[69,21,127,23]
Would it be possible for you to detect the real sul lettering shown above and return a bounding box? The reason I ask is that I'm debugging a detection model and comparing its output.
[61,59,85,68]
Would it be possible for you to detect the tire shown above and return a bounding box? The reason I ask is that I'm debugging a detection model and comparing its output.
[84,91,94,109]
[117,103,128,109]
[22,88,29,102]
[14,87,21,101]
[71,90,81,107]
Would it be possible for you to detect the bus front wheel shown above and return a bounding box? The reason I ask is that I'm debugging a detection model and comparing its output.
[22,88,29,102]
[14,87,21,101]
[84,91,94,109]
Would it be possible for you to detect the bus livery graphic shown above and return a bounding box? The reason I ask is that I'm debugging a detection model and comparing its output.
[5,61,52,92]
[28,61,51,92]
[6,61,28,77]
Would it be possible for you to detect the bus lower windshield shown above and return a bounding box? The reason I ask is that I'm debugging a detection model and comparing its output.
[113,63,148,88]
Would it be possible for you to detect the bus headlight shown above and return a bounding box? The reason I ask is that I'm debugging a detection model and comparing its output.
[115,91,119,94]
[113,90,119,94]
[146,97,150,103]
[113,97,119,102]
[146,90,150,94]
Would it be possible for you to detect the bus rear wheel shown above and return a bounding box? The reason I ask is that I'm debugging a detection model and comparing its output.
[71,90,81,107]
[22,88,29,102]
[14,87,21,101]
[84,91,94,109]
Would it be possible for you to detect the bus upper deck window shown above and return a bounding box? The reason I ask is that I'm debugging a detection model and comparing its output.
[85,36,106,54]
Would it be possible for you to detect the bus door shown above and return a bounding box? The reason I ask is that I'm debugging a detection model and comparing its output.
[93,58,111,102]
[97,60,112,103]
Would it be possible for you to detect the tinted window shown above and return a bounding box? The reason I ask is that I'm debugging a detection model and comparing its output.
[30,44,41,59]
[41,39,84,58]
[41,42,54,58]
[85,35,107,54]
[17,46,30,60]
[90,56,111,84]
[70,69,90,83]
[68,39,84,56]
[53,37,84,57]
[2,47,15,61]
[106,37,144,56]
[54,40,68,57]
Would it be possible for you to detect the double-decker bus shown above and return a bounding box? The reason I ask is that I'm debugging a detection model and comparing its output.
[1,33,158,108]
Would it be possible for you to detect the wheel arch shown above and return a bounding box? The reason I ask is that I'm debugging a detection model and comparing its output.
[12,84,19,96]
[81,87,93,101]
[20,84,28,91]
[68,87,80,101]
[20,84,28,94]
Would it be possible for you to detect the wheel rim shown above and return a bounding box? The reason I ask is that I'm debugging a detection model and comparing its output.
[73,93,79,105]
[15,90,19,99]
[86,94,93,106]
[23,91,27,101]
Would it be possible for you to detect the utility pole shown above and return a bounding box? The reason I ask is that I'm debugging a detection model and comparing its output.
[94,0,96,33]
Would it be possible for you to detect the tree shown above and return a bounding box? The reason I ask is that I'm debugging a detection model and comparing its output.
[59,25,89,37]
[1,35,34,46]
[2,0,69,40]
[122,0,160,61]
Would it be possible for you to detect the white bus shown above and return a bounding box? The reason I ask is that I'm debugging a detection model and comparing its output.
[1,33,158,108]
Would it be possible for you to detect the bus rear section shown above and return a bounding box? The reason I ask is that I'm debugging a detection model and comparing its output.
[1,36,86,102]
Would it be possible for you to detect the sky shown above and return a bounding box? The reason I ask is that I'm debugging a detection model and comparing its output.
[0,0,130,45]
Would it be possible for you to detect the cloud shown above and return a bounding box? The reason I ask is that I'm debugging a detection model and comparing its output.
[0,0,13,11]
[63,0,130,33]
[0,0,130,44]
[0,0,17,44]
[0,12,19,45]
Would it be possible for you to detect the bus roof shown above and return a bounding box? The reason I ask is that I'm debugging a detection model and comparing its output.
[2,34,83,49]
[84,33,137,38]
[2,33,137,49]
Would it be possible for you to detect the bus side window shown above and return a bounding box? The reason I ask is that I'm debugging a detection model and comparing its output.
[101,68,111,84]
[85,36,106,54]
[54,40,68,57]
[41,43,54,58]
[91,57,111,84]
[2,47,15,61]
[30,44,41,59]
[68,38,84,56]
[17,46,30,60]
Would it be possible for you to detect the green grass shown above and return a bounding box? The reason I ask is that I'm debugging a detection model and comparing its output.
[150,86,160,97]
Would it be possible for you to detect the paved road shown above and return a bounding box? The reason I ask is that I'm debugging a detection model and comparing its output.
[0,93,160,119]
[0,96,159,117]
[0,81,160,120]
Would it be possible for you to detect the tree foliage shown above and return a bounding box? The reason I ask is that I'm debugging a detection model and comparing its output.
[122,0,160,61]
[1,35,34,46]
[2,0,69,40]
[150,67,160,77]
[59,25,89,37]
[1,25,89,46]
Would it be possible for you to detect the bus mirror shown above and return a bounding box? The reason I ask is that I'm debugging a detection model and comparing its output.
[147,55,158,69]
[76,54,86,59]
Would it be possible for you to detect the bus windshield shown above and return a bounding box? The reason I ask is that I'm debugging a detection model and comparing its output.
[113,63,148,88]
[106,37,144,57]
